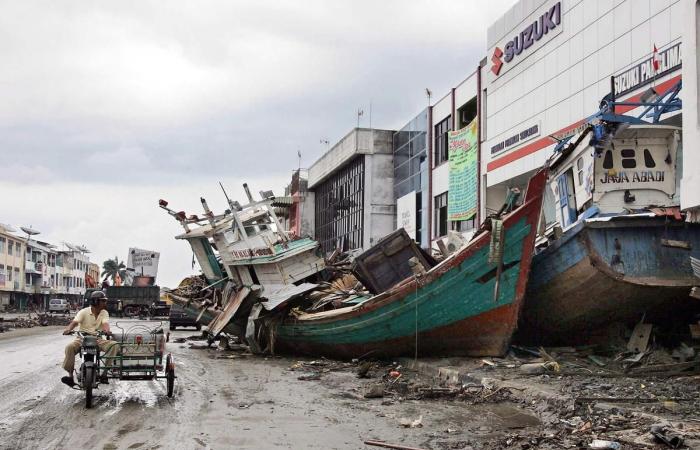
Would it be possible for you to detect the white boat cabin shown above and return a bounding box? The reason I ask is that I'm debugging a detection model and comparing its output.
[546,125,681,229]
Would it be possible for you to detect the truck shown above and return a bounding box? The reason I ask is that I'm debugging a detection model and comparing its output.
[105,285,160,317]
[83,288,122,316]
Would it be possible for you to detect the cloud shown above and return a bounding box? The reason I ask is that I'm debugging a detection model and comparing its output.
[2,175,289,288]
[0,0,517,285]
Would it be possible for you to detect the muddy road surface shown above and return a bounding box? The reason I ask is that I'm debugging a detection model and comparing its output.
[0,325,536,450]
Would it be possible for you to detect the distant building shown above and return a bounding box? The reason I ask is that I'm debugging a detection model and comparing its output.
[308,128,395,254]
[25,239,57,310]
[55,249,89,303]
[86,262,100,288]
[283,169,314,239]
[0,225,26,310]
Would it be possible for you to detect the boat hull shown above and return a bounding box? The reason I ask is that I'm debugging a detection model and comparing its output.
[271,170,547,359]
[519,217,700,345]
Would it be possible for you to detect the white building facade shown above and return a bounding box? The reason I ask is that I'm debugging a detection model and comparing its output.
[482,0,686,214]
[681,1,700,217]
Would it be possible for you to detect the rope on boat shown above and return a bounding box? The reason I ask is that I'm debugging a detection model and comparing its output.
[488,219,504,265]
[489,219,506,302]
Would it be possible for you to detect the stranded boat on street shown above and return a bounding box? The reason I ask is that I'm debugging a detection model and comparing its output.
[519,83,700,344]
[160,169,546,358]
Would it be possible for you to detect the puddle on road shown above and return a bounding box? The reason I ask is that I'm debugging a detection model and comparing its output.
[95,381,169,416]
[393,401,541,433]
[477,403,541,429]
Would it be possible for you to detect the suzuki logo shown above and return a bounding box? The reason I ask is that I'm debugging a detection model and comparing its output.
[491,47,504,75]
[490,1,561,77]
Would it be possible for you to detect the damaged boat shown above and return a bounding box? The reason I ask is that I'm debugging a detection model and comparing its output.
[519,81,700,344]
[161,169,547,358]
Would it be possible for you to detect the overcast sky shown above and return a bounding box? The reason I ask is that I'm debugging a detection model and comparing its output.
[1,0,516,288]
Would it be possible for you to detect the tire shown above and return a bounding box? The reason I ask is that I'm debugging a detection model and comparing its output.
[84,366,94,408]
[166,355,175,398]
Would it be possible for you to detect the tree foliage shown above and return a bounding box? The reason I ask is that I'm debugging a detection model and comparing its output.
[101,257,126,285]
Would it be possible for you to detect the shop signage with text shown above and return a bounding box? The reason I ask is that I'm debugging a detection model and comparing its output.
[490,123,540,155]
[614,43,682,97]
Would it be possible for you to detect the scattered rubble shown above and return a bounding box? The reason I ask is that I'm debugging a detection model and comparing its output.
[0,313,71,330]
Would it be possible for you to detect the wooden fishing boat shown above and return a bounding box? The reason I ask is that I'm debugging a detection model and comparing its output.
[268,169,547,359]
[516,109,700,344]
[519,214,700,344]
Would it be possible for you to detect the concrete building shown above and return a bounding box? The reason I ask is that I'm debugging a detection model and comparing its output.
[55,249,89,304]
[428,72,480,249]
[393,109,430,248]
[284,169,315,239]
[482,0,685,213]
[25,239,57,310]
[87,262,100,288]
[0,223,95,311]
[681,1,700,218]
[0,225,26,310]
[308,128,395,254]
[393,71,480,252]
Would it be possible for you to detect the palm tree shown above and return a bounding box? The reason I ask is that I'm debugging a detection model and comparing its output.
[102,257,126,285]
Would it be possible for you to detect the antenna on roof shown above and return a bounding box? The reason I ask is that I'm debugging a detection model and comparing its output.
[0,223,17,233]
[20,226,40,241]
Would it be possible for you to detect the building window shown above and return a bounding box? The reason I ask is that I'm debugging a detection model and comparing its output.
[314,155,365,254]
[15,242,20,256]
[393,109,428,199]
[456,97,477,129]
[434,192,448,238]
[8,241,13,256]
[7,266,12,282]
[0,237,4,253]
[434,116,452,166]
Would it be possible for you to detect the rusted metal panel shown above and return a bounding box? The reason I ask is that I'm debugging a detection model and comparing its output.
[351,228,434,295]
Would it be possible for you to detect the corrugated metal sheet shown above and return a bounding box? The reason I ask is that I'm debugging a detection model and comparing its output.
[259,283,318,311]
[208,286,251,337]
[692,256,700,280]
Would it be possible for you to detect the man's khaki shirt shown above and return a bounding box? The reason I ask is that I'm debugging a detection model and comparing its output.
[73,307,109,334]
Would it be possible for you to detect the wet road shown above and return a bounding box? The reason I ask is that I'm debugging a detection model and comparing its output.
[0,325,540,450]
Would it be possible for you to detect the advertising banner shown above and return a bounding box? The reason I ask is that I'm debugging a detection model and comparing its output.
[448,119,478,221]
[396,191,417,240]
[127,248,160,279]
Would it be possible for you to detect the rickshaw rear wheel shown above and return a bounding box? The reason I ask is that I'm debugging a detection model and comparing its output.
[166,355,175,398]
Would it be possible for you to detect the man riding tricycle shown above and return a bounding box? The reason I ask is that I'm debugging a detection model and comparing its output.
[61,291,176,408]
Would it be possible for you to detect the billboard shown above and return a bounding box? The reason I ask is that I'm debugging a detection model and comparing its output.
[127,248,160,279]
[396,191,417,240]
[448,118,478,221]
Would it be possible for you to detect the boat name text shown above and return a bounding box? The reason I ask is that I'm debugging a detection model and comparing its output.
[599,171,665,184]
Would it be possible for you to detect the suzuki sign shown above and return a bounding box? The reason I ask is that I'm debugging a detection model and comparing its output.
[491,2,562,76]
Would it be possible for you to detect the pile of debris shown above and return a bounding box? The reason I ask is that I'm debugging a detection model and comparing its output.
[171,275,208,299]
[0,313,71,330]
[304,274,369,312]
